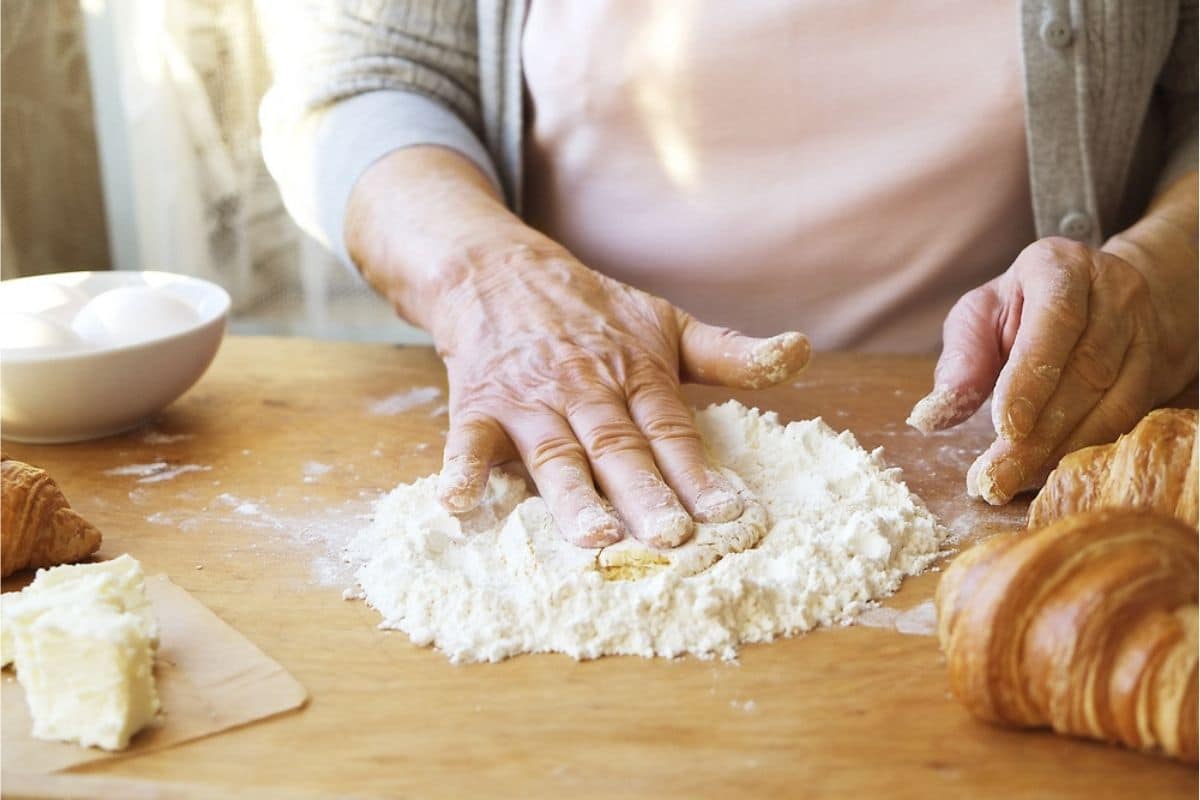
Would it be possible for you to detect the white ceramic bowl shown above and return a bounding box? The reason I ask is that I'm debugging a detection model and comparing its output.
[1,271,230,443]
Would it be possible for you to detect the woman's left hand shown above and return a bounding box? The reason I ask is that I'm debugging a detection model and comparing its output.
[908,234,1197,505]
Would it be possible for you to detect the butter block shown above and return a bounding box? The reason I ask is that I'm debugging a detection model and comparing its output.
[20,603,159,750]
[2,554,160,750]
[13,554,156,636]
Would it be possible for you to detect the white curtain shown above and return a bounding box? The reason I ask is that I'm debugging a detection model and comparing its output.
[79,0,427,343]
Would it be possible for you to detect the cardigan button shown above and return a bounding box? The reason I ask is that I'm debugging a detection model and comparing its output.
[1040,17,1074,49]
[1059,211,1093,240]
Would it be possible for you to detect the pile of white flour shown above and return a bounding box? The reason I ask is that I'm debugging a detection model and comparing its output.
[345,401,946,663]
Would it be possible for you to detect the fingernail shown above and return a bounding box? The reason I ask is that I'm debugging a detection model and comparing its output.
[906,385,978,434]
[965,453,985,498]
[440,490,477,514]
[746,332,811,388]
[641,508,694,548]
[1003,398,1036,441]
[438,456,484,512]
[694,486,742,524]
[907,390,946,434]
[573,505,624,548]
[979,458,1025,505]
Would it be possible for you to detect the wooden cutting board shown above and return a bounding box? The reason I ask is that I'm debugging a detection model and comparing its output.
[2,337,1194,799]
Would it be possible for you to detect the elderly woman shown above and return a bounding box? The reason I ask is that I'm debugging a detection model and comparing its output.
[258,1,1197,548]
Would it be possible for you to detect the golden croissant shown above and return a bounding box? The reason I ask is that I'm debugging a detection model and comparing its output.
[936,509,1198,761]
[1,455,102,578]
[1029,407,1197,529]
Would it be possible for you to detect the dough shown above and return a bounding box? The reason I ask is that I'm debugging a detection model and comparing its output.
[346,401,946,662]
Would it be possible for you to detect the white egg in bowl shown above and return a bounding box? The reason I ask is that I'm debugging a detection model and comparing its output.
[1,271,230,443]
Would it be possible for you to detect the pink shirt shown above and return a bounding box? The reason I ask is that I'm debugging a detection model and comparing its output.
[522,1,1036,352]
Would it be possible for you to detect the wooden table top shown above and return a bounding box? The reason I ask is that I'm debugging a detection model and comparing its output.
[3,336,1195,799]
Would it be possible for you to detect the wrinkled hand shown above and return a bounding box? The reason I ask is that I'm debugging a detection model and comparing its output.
[908,236,1192,505]
[430,240,811,547]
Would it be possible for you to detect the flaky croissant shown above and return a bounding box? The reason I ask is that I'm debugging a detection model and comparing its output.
[1029,408,1198,529]
[936,509,1198,761]
[1,455,102,578]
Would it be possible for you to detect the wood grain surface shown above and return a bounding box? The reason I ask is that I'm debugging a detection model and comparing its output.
[2,337,1195,799]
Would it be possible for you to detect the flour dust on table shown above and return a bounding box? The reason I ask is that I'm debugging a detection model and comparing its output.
[345,401,948,663]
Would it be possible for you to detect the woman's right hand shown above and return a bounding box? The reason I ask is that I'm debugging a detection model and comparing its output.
[346,147,810,549]
[428,234,811,548]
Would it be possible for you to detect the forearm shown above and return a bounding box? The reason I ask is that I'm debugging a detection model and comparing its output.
[258,0,492,266]
[344,146,537,336]
[1101,170,1200,394]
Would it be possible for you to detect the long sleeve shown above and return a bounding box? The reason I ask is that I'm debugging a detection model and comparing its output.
[1157,0,1198,191]
[256,0,502,268]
